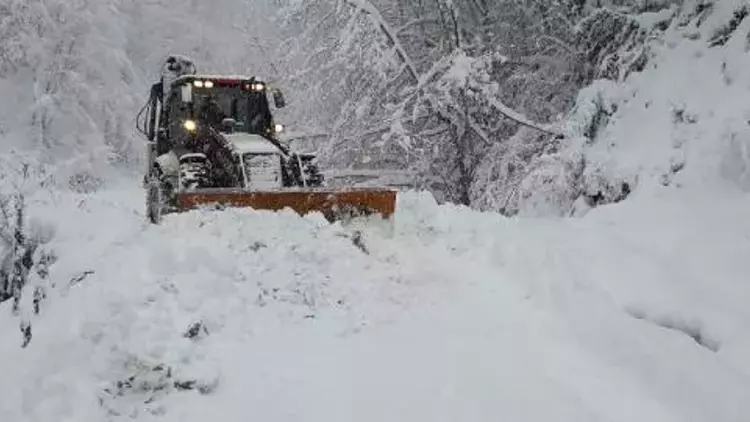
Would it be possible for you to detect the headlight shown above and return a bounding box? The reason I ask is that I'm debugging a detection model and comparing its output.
[204,80,214,88]
[183,120,197,131]
[253,82,265,91]
[274,123,284,133]
[193,80,204,88]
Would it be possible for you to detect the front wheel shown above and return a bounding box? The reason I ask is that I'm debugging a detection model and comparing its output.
[146,181,163,224]
[145,169,165,224]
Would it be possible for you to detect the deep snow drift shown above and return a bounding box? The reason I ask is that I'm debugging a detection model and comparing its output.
[1,182,749,422]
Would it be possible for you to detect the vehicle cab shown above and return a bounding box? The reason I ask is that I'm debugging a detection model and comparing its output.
[167,74,287,142]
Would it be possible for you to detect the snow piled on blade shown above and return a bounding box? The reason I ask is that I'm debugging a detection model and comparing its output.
[1,184,750,422]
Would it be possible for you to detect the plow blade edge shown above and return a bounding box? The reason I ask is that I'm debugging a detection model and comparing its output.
[175,188,397,222]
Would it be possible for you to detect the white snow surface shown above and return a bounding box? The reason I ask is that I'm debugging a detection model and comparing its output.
[1,181,749,422]
[5,2,750,421]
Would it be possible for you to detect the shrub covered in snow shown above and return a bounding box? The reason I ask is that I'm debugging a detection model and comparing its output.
[0,155,57,347]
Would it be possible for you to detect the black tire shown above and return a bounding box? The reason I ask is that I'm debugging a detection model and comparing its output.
[145,167,164,224]
[331,204,372,222]
[146,179,163,224]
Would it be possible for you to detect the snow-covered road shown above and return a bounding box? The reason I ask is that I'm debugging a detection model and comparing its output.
[2,184,750,422]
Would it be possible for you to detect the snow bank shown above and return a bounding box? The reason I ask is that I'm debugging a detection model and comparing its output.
[0,187,461,421]
[1,185,749,422]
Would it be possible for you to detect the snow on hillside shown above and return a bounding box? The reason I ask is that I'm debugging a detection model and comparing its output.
[568,0,750,200]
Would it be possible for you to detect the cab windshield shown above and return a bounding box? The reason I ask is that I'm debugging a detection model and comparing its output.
[190,84,273,134]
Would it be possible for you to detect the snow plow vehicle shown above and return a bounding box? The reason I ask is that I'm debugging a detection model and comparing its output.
[136,55,397,225]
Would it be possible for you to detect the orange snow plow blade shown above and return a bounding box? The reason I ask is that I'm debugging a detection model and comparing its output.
[175,188,397,222]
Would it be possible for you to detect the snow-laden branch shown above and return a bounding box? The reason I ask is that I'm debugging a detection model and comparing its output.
[343,0,419,82]
[486,96,562,136]
[396,18,439,35]
[535,35,578,56]
[466,114,493,145]
[340,0,562,137]
[420,53,563,137]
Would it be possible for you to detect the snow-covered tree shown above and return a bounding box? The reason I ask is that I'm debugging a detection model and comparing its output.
[0,153,56,347]
[0,0,680,215]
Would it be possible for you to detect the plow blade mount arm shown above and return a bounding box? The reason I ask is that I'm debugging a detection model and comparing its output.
[175,188,397,222]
